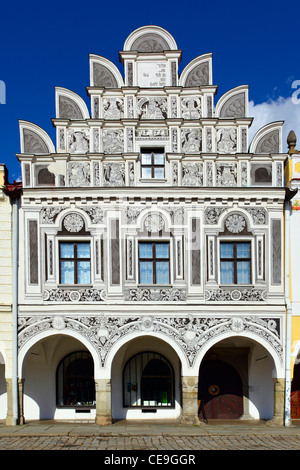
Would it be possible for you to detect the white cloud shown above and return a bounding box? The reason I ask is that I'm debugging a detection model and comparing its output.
[248,97,300,153]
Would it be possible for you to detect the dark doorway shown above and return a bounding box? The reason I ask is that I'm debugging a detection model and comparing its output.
[198,359,243,419]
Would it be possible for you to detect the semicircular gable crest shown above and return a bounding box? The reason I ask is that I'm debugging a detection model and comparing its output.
[19,121,55,154]
[123,25,178,52]
[215,86,248,118]
[179,54,212,87]
[89,55,124,88]
[55,87,90,120]
[249,122,283,154]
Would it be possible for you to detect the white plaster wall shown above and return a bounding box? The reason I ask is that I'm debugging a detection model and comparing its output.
[248,344,274,420]
[290,208,300,313]
[0,180,13,381]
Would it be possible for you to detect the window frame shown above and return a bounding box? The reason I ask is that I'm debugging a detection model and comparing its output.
[58,239,92,285]
[219,239,253,285]
[138,241,171,285]
[140,147,165,180]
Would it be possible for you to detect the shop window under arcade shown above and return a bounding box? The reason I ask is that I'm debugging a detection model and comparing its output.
[123,352,175,409]
[56,351,95,408]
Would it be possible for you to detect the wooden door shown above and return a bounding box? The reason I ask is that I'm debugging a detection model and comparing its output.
[198,359,243,419]
[291,363,300,419]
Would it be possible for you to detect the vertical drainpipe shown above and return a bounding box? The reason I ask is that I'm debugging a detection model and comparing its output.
[12,196,19,425]
[284,195,292,426]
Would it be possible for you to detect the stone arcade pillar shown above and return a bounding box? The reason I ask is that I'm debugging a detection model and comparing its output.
[181,376,200,424]
[5,379,14,425]
[268,378,285,425]
[18,378,25,425]
[95,378,112,425]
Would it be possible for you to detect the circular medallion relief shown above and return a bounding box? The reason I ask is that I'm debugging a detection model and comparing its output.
[144,213,164,233]
[63,213,84,232]
[225,214,246,233]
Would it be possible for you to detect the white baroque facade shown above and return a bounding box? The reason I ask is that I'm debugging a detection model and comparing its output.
[16,26,287,424]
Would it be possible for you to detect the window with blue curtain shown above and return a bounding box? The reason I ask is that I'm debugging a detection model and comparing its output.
[220,241,251,284]
[60,242,91,284]
[139,242,170,284]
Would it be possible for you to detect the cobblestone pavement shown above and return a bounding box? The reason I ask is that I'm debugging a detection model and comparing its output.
[0,421,299,451]
[0,432,300,451]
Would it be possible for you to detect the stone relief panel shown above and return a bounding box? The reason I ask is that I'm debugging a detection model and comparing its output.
[137,97,168,119]
[185,62,209,86]
[181,97,202,119]
[102,129,124,154]
[43,288,106,302]
[255,130,279,154]
[68,129,90,154]
[224,213,246,233]
[205,288,267,302]
[79,206,104,224]
[130,34,170,52]
[63,213,85,232]
[219,93,245,118]
[216,162,237,186]
[103,98,124,119]
[181,128,202,153]
[23,129,49,154]
[59,96,83,119]
[67,162,91,187]
[41,207,66,224]
[216,128,237,153]
[144,213,165,233]
[205,207,226,224]
[103,162,125,186]
[182,162,203,186]
[18,313,283,368]
[135,128,168,140]
[93,63,118,88]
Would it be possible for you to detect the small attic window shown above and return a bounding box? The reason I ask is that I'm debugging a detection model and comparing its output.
[36,166,55,186]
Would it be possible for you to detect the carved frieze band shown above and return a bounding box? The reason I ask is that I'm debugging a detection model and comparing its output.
[18,313,283,367]
[205,288,267,302]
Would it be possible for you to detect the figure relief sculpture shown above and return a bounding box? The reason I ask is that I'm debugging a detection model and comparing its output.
[67,162,90,187]
[68,130,89,154]
[216,163,237,187]
[181,129,202,153]
[103,98,124,119]
[181,97,202,119]
[102,129,124,154]
[216,128,237,153]
[137,97,167,120]
[182,163,203,186]
[103,163,125,186]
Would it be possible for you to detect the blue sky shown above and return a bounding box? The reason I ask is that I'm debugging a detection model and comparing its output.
[0,0,299,182]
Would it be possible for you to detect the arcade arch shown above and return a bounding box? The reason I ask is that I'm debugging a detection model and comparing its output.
[197,336,281,421]
[18,332,100,422]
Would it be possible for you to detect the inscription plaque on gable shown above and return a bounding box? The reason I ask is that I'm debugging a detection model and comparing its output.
[137,62,168,87]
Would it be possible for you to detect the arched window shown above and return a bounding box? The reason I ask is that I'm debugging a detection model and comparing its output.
[123,352,174,408]
[56,351,95,407]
